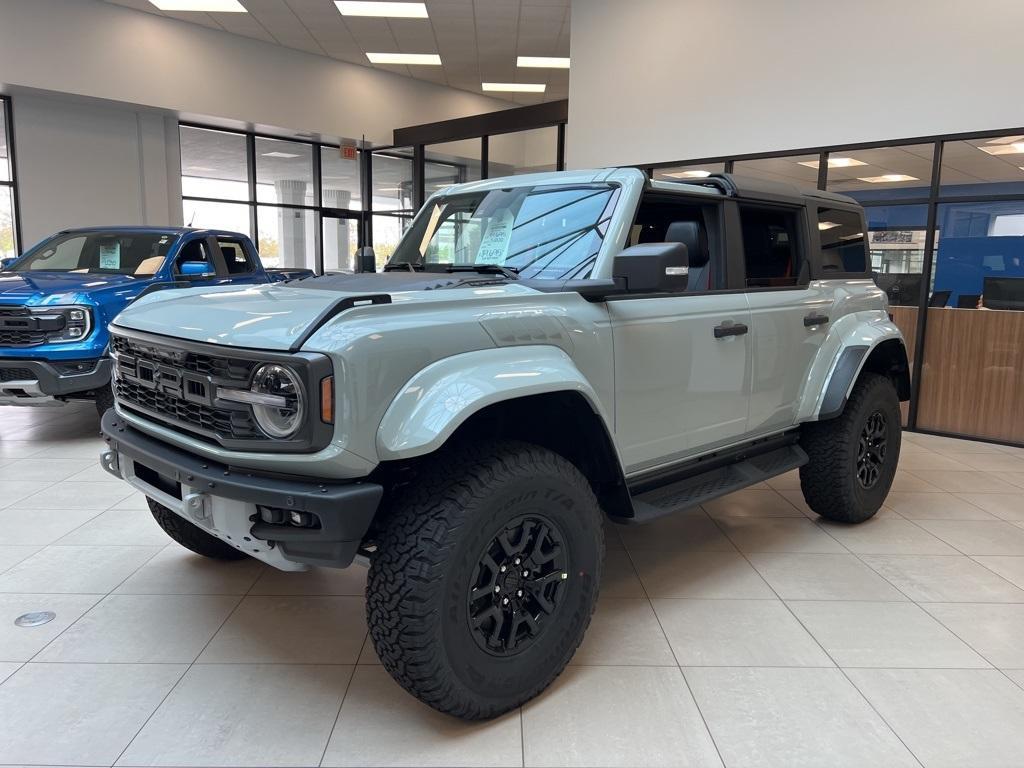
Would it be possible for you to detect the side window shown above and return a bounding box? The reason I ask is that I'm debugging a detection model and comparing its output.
[629,194,722,291]
[218,238,256,275]
[174,240,213,274]
[740,205,802,288]
[817,207,867,274]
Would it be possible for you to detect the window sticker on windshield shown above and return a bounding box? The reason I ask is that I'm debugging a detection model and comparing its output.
[477,210,514,264]
[98,243,121,270]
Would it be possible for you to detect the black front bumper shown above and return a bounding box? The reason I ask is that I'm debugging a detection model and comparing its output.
[0,357,112,396]
[101,410,383,568]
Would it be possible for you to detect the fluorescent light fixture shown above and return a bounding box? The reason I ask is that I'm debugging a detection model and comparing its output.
[978,142,1024,155]
[665,169,712,178]
[798,157,867,169]
[818,221,840,230]
[261,151,300,159]
[149,0,246,10]
[517,56,570,69]
[986,136,1024,145]
[857,174,918,183]
[482,82,546,93]
[367,52,442,65]
[335,1,427,18]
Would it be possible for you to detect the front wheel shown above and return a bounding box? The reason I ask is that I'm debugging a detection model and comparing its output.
[800,372,902,523]
[366,440,604,720]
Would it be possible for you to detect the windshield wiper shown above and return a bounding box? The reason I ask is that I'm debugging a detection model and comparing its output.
[445,264,520,280]
[382,261,424,272]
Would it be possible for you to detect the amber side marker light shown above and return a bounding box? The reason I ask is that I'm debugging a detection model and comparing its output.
[320,376,334,424]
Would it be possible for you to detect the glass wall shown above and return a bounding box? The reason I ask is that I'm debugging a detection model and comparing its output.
[179,124,365,273]
[649,130,1024,444]
[0,98,18,260]
[489,127,559,176]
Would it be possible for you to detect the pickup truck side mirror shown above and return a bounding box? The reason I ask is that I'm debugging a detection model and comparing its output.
[612,242,689,294]
[0,257,17,271]
[178,261,216,279]
[357,247,376,273]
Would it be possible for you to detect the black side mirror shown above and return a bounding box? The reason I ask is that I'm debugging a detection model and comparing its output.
[357,247,376,273]
[0,257,16,271]
[612,242,689,293]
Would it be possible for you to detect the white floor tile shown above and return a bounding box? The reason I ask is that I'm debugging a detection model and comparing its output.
[886,491,998,520]
[973,556,1024,590]
[910,470,1021,494]
[817,517,958,555]
[36,594,239,663]
[923,603,1024,668]
[716,517,847,554]
[17,480,136,510]
[685,667,917,768]
[862,554,1024,602]
[249,563,367,595]
[0,480,56,510]
[847,668,1024,768]
[0,662,185,766]
[118,664,351,767]
[789,600,988,668]
[889,471,943,493]
[703,488,803,517]
[0,661,20,683]
[0,593,102,661]
[0,545,40,575]
[632,548,775,599]
[0,507,102,545]
[54,507,170,546]
[957,493,1024,520]
[114,546,265,595]
[617,512,736,552]
[0,544,162,593]
[914,519,1024,555]
[573,597,675,665]
[197,595,367,663]
[0,458,96,482]
[324,665,522,768]
[522,666,722,768]
[748,553,907,601]
[600,549,646,598]
[653,598,832,667]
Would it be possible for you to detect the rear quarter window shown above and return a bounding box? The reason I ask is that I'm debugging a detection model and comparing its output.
[818,207,867,275]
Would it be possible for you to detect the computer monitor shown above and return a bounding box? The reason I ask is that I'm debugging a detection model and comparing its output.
[929,290,951,308]
[983,277,1024,310]
[873,272,923,306]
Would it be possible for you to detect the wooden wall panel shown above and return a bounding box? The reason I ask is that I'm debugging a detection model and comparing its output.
[916,308,1024,443]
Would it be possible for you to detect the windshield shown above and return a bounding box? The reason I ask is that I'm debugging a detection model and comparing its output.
[8,232,178,276]
[388,183,619,280]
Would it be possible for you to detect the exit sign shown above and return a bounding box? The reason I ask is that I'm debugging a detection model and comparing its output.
[341,144,357,160]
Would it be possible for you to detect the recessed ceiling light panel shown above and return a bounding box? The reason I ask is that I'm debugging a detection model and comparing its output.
[261,151,300,159]
[482,82,546,93]
[978,142,1024,156]
[857,174,919,183]
[149,0,246,10]
[818,221,840,230]
[517,56,570,69]
[335,1,428,17]
[367,52,442,65]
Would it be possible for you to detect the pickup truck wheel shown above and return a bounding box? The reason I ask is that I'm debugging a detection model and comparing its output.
[366,440,604,720]
[800,372,902,523]
[94,384,115,417]
[147,497,249,560]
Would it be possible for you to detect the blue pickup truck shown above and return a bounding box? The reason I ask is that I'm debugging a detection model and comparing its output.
[0,226,312,413]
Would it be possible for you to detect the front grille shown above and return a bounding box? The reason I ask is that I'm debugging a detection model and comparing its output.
[0,367,34,383]
[0,307,46,347]
[111,333,264,444]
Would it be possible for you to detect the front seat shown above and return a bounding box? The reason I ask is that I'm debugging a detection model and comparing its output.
[665,221,711,291]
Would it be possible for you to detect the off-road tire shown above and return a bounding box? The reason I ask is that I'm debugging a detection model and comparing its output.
[94,384,115,417]
[800,372,902,523]
[366,440,604,720]
[147,497,249,560]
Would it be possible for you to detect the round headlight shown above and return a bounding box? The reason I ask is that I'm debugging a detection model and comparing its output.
[250,364,305,438]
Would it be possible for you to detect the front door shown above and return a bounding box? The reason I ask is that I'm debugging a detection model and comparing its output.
[322,210,363,272]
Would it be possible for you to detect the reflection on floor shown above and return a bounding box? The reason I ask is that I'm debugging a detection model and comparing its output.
[2,403,1024,767]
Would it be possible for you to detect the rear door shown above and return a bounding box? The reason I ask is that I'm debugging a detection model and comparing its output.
[739,202,832,434]
[608,194,753,473]
[215,237,265,285]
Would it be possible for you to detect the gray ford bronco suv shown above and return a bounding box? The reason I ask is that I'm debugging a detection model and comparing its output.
[100,168,909,719]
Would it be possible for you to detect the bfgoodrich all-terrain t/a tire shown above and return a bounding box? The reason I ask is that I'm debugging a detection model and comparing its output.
[800,372,902,523]
[147,497,249,560]
[366,440,605,720]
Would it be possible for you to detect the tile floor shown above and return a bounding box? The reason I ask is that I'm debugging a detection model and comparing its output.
[1,403,1024,767]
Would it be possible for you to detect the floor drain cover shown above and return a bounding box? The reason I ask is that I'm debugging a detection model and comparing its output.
[14,611,56,627]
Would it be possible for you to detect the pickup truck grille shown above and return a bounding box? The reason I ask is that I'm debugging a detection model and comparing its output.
[0,307,46,347]
[0,367,35,383]
[110,333,265,444]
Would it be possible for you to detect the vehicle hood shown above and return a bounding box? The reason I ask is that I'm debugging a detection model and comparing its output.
[0,270,146,306]
[111,272,544,351]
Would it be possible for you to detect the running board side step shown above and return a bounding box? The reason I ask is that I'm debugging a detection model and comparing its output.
[615,444,808,524]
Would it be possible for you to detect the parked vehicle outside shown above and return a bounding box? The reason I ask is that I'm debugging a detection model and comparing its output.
[0,227,312,412]
[99,169,909,719]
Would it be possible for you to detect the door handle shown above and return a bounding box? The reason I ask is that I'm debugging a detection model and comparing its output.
[804,313,830,327]
[714,323,749,338]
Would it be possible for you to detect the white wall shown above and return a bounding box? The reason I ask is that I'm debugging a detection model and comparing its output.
[0,0,513,147]
[567,0,1024,169]
[13,92,183,245]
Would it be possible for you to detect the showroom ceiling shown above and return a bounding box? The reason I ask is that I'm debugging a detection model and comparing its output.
[103,0,570,106]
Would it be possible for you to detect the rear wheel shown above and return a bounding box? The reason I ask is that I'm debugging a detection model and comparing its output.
[800,372,902,523]
[366,440,604,720]
[148,497,249,560]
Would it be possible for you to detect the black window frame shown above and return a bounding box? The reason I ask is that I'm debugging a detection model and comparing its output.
[1,96,21,256]
[733,202,809,291]
[812,205,870,278]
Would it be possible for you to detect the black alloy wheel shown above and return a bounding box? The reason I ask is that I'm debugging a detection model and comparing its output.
[856,410,888,489]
